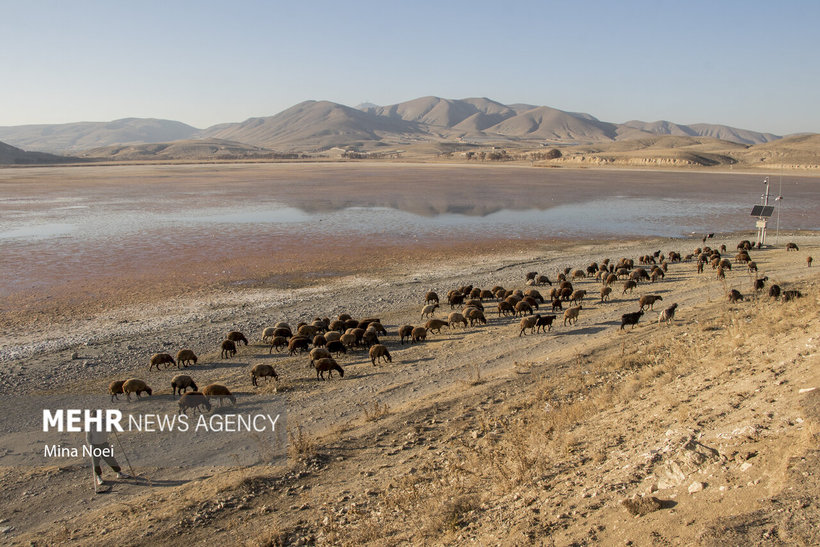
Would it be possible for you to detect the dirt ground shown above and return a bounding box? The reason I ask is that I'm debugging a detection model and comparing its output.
[0,229,818,546]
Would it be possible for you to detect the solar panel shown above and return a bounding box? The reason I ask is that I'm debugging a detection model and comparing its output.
[750,205,774,217]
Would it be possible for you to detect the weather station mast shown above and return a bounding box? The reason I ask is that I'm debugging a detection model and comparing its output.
[751,176,775,247]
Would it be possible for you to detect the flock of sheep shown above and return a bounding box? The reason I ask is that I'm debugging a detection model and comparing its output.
[106,238,809,413]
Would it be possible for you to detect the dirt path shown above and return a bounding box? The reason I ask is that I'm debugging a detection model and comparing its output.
[0,231,817,545]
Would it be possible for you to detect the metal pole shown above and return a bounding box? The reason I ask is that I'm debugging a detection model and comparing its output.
[775,170,783,244]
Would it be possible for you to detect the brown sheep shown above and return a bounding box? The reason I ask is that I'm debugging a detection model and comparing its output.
[497,301,515,316]
[149,353,175,371]
[425,291,440,304]
[563,305,582,326]
[600,286,612,302]
[313,334,327,348]
[622,280,637,295]
[309,347,331,365]
[251,364,279,387]
[314,357,344,379]
[220,340,237,359]
[786,242,799,251]
[411,326,428,343]
[171,375,198,397]
[728,289,744,303]
[297,324,318,338]
[572,269,586,280]
[464,307,487,326]
[326,340,348,356]
[716,266,725,280]
[638,294,663,311]
[203,384,236,406]
[519,315,539,336]
[448,312,468,328]
[399,325,415,345]
[109,380,125,402]
[369,344,392,366]
[425,319,449,333]
[340,333,358,349]
[808,256,813,267]
[288,337,310,355]
[122,379,153,401]
[178,392,211,415]
[569,290,586,305]
[227,331,248,345]
[175,349,198,368]
[268,336,288,354]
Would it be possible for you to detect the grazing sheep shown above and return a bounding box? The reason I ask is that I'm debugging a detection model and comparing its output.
[639,295,663,311]
[324,331,342,342]
[251,364,279,387]
[728,289,744,303]
[559,287,573,301]
[747,261,758,273]
[526,271,538,281]
[563,305,582,326]
[312,334,327,348]
[343,319,360,330]
[221,340,237,359]
[604,273,618,286]
[465,308,487,326]
[202,384,236,406]
[782,290,802,302]
[519,315,539,336]
[496,301,514,316]
[122,379,152,401]
[309,347,331,365]
[697,260,705,274]
[314,357,344,379]
[448,312,468,328]
[768,284,781,298]
[737,240,752,251]
[515,301,534,316]
[424,291,440,305]
[326,340,348,356]
[171,375,198,397]
[338,313,352,322]
[425,319,449,333]
[421,303,439,319]
[600,286,612,302]
[109,380,125,402]
[569,290,587,305]
[361,330,380,347]
[716,266,725,280]
[268,336,288,354]
[288,337,310,355]
[658,303,678,325]
[328,320,346,333]
[735,251,751,264]
[622,280,637,295]
[149,353,175,371]
[261,327,276,343]
[786,242,799,251]
[718,258,732,270]
[272,327,293,339]
[551,298,563,312]
[535,314,557,333]
[572,269,586,279]
[753,276,768,292]
[411,326,428,343]
[369,344,392,366]
[448,292,465,309]
[465,299,484,310]
[537,275,552,286]
[808,256,813,267]
[297,324,318,338]
[178,392,211,415]
[368,322,387,335]
[399,325,415,344]
[650,270,664,283]
[339,333,358,349]
[524,288,545,303]
[629,268,650,282]
[620,310,644,330]
[175,349,198,368]
[227,331,248,345]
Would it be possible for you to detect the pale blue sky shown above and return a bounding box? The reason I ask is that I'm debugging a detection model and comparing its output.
[1,0,818,135]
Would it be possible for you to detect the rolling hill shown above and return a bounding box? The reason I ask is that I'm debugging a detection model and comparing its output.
[0,140,74,165]
[0,118,199,154]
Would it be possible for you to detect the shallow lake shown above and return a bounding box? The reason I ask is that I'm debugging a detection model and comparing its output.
[0,163,817,296]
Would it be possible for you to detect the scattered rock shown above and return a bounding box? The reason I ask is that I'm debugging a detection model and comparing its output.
[688,481,705,493]
[621,496,663,516]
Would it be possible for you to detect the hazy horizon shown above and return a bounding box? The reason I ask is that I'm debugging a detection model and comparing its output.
[2,1,818,135]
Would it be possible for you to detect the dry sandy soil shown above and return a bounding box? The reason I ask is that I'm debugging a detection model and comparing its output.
[0,229,818,546]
